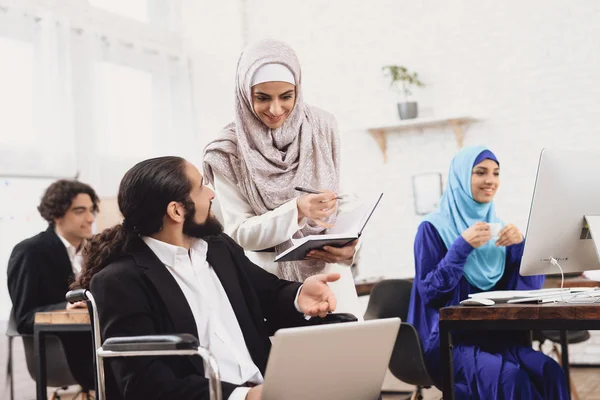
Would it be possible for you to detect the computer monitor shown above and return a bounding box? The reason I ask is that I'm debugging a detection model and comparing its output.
[520,148,600,276]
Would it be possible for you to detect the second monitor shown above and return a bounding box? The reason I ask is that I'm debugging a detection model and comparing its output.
[520,148,600,276]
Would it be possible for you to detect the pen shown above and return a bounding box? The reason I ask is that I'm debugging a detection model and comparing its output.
[294,187,345,199]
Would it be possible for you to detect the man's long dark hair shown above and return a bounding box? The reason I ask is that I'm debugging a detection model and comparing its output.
[75,156,192,289]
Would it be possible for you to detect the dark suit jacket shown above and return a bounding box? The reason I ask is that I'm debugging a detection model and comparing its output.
[90,233,308,400]
[7,226,75,333]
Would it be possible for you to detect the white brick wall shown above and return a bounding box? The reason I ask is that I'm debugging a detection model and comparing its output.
[183,0,600,363]
[180,0,245,166]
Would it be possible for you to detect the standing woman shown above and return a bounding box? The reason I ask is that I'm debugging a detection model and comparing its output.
[203,39,361,317]
[407,145,568,399]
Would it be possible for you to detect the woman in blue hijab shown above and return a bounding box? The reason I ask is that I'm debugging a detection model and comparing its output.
[407,146,568,399]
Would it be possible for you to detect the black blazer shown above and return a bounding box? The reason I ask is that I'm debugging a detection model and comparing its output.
[7,227,75,333]
[90,233,307,400]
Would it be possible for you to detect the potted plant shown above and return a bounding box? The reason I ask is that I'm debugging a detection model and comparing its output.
[382,65,424,120]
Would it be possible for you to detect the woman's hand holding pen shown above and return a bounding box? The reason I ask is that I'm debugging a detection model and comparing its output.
[296,190,338,228]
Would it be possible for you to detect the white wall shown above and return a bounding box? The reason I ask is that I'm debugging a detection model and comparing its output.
[183,0,600,363]
[183,0,600,277]
[180,0,245,165]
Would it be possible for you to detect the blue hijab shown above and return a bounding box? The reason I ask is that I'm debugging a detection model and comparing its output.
[423,145,506,290]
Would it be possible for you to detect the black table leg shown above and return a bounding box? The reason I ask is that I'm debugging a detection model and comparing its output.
[34,328,47,400]
[440,321,455,400]
[560,330,571,400]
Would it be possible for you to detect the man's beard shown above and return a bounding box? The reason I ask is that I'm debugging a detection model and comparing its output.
[182,203,223,238]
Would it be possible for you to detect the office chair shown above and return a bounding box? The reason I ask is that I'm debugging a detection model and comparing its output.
[6,308,88,400]
[6,310,18,400]
[365,279,435,400]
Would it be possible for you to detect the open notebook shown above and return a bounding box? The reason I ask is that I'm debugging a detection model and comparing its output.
[274,193,383,262]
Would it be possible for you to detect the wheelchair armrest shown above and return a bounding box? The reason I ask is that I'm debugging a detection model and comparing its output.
[102,333,199,352]
[66,289,88,303]
[307,313,358,325]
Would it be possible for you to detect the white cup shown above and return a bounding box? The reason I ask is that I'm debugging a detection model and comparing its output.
[487,223,502,241]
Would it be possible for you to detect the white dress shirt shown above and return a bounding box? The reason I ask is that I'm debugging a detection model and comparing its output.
[212,170,363,320]
[142,236,262,400]
[55,231,83,275]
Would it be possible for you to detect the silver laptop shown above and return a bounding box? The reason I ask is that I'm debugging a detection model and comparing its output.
[262,318,401,400]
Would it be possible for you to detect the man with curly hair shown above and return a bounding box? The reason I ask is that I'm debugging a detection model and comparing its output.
[7,179,99,390]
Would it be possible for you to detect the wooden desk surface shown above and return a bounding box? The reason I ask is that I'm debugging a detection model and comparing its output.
[560,278,600,288]
[438,304,600,399]
[440,303,600,321]
[34,310,90,325]
[355,280,382,296]
[545,275,600,288]
[354,277,413,296]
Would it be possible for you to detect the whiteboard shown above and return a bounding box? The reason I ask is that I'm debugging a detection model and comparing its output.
[0,177,58,321]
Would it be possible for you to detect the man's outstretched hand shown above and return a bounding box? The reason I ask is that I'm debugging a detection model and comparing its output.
[297,273,340,318]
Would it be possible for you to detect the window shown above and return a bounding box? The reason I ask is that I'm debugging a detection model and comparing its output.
[94,62,154,157]
[88,0,149,22]
[0,37,34,148]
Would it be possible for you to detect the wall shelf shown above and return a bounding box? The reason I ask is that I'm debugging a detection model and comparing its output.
[367,116,478,163]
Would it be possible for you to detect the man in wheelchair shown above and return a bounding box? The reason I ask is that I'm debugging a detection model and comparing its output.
[74,156,342,400]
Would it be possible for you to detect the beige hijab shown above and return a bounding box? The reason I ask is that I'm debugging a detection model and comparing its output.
[203,39,341,281]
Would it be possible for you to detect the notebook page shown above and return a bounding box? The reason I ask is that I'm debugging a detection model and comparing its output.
[327,202,370,235]
[327,194,383,235]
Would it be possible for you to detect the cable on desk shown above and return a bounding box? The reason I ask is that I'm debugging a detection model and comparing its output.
[550,257,600,304]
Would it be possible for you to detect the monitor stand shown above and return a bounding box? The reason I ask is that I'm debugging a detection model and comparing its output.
[584,215,600,262]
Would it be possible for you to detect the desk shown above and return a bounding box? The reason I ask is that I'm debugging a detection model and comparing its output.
[560,278,600,288]
[34,310,91,400]
[354,277,412,297]
[439,303,600,400]
[544,275,600,289]
[355,279,383,296]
